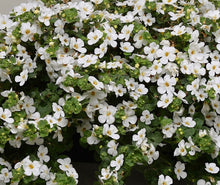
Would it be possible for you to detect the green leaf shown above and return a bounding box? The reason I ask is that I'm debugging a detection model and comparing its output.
[149,131,163,145]
[183,128,195,138]
[38,120,50,137]
[62,8,78,23]
[63,97,82,115]
[55,173,76,185]
[23,175,34,184]
[160,117,172,127]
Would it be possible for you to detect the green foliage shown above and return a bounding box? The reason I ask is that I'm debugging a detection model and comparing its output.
[55,173,76,185]
[2,92,19,109]
[61,8,79,23]
[63,97,82,115]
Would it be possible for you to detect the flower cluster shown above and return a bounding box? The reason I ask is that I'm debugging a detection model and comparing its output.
[0,0,220,184]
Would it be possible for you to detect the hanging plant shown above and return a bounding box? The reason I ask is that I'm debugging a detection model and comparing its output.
[0,0,220,184]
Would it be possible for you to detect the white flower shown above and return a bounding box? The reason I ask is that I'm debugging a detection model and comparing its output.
[158,174,173,185]
[174,161,187,180]
[56,117,68,128]
[139,66,151,83]
[133,30,147,48]
[39,165,51,181]
[162,124,176,138]
[122,108,137,127]
[54,19,65,34]
[114,84,127,97]
[144,42,159,61]
[171,24,186,36]
[199,129,207,137]
[205,162,219,174]
[87,29,103,45]
[23,96,36,114]
[15,69,29,86]
[185,136,201,155]
[98,104,117,124]
[140,110,154,125]
[119,24,134,41]
[190,11,200,26]
[182,117,196,128]
[157,93,173,108]
[156,46,176,64]
[187,78,201,95]
[23,158,41,176]
[78,1,94,18]
[23,58,37,73]
[132,128,146,146]
[94,42,108,58]
[107,140,118,156]
[120,42,134,53]
[103,124,120,140]
[197,179,211,185]
[206,60,220,77]
[157,75,176,94]
[88,76,104,90]
[91,0,103,4]
[76,120,92,137]
[174,139,187,156]
[20,22,36,42]
[52,103,64,119]
[38,11,53,26]
[110,154,124,171]
[125,78,138,91]
[70,37,87,53]
[135,84,148,95]
[147,143,159,164]
[87,130,100,145]
[180,60,192,75]
[0,108,14,124]
[57,157,73,172]
[99,166,112,180]
[37,145,50,163]
[78,54,98,68]
[150,60,163,75]
[142,13,155,26]
[0,168,12,183]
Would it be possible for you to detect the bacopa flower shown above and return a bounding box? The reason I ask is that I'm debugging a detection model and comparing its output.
[107,140,118,156]
[2,0,220,184]
[103,124,120,140]
[87,29,103,45]
[158,174,173,185]
[140,110,154,125]
[181,117,196,128]
[0,107,14,124]
[205,162,219,174]
[57,157,73,172]
[157,75,176,94]
[88,76,104,90]
[120,42,134,53]
[52,103,64,119]
[20,22,36,42]
[132,128,146,146]
[156,46,176,64]
[37,145,50,163]
[0,168,12,183]
[174,139,187,156]
[157,93,173,108]
[22,158,41,176]
[110,154,124,171]
[119,24,134,41]
[174,161,187,180]
[15,69,28,86]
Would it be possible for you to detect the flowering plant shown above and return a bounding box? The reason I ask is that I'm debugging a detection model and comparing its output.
[0,0,220,184]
